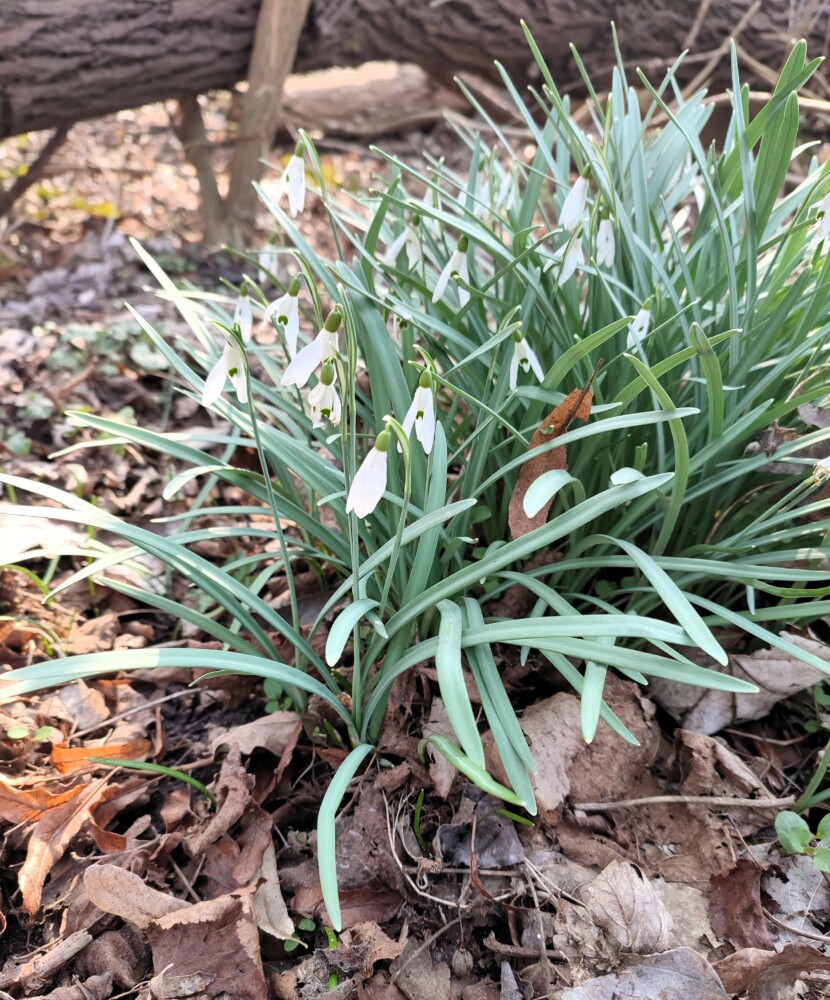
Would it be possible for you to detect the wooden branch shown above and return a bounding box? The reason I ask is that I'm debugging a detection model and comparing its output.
[226,0,312,244]
[170,96,227,250]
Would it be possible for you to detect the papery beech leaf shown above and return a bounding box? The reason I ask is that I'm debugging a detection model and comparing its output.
[508,387,593,538]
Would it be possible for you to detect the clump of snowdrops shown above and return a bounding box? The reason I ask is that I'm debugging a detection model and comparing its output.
[3,32,830,927]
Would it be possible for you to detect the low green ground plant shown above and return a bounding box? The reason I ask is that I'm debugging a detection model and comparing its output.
[2,30,830,927]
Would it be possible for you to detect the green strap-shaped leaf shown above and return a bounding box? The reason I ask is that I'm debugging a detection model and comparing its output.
[326,599,381,666]
[436,600,484,768]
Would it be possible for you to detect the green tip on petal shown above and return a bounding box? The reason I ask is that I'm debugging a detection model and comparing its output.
[324,308,343,333]
[418,369,433,390]
[375,430,392,453]
[411,213,421,227]
[288,276,301,296]
[457,235,469,252]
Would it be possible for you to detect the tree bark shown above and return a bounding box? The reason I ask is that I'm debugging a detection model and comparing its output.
[1,0,828,141]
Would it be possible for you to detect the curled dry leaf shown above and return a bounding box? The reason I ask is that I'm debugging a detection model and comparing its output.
[649,633,829,734]
[209,710,301,760]
[20,777,110,915]
[183,746,253,856]
[0,776,84,825]
[51,737,151,774]
[508,388,593,538]
[709,859,774,951]
[560,947,728,1000]
[714,944,830,1000]
[29,971,113,1000]
[578,860,672,954]
[84,863,188,928]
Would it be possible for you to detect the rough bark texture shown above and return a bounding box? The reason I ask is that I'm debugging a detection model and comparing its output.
[2,0,829,140]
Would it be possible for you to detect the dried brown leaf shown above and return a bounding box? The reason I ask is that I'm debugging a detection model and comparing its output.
[709,859,774,950]
[148,891,268,1000]
[51,737,151,774]
[508,388,592,538]
[20,778,109,914]
[578,860,672,953]
[649,633,830,734]
[30,971,113,1000]
[0,776,84,825]
[183,746,252,856]
[84,863,188,928]
[714,944,830,1000]
[209,710,301,760]
[560,947,728,999]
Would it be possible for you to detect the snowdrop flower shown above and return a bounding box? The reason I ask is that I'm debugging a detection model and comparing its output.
[560,169,590,232]
[202,337,247,407]
[258,246,279,286]
[401,370,436,455]
[346,430,390,518]
[281,142,306,218]
[814,454,830,481]
[384,215,422,269]
[432,236,470,307]
[495,169,516,215]
[509,331,545,391]
[234,290,253,346]
[265,277,301,357]
[596,217,615,267]
[627,299,653,350]
[815,194,830,240]
[307,363,341,428]
[545,239,584,284]
[282,308,342,388]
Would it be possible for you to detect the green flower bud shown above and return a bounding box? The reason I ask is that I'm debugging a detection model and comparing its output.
[418,369,433,390]
[324,308,343,333]
[288,276,301,296]
[457,235,469,252]
[320,363,335,386]
[375,429,392,453]
[294,139,305,158]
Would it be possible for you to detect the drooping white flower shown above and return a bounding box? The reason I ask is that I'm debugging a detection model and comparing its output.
[384,215,422,269]
[258,246,279,286]
[560,172,589,232]
[626,301,653,350]
[307,363,341,428]
[234,292,253,345]
[282,308,342,388]
[281,143,306,218]
[346,430,390,518]
[816,194,830,240]
[474,168,491,220]
[432,236,470,307]
[509,332,545,391]
[202,338,247,407]
[401,371,436,454]
[265,277,301,357]
[544,239,584,284]
[814,454,830,481]
[495,169,516,214]
[596,217,616,267]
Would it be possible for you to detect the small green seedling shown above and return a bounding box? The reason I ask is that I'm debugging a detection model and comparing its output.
[284,917,317,953]
[775,811,830,872]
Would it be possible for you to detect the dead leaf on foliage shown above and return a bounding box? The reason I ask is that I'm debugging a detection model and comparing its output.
[676,729,771,799]
[147,891,268,1000]
[91,776,149,828]
[209,710,301,762]
[84,863,188,928]
[798,402,830,429]
[390,938,451,1000]
[709,859,774,950]
[340,921,405,972]
[508,388,593,538]
[579,860,672,954]
[65,612,119,655]
[0,776,84,824]
[424,697,457,799]
[183,746,253,856]
[292,885,403,929]
[51,737,151,773]
[560,947,728,1000]
[649,633,829,734]
[715,944,830,1000]
[20,777,109,914]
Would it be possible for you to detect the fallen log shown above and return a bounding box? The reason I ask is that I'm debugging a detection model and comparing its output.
[1,0,829,141]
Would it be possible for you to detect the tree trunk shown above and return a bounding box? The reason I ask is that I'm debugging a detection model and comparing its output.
[1,0,828,141]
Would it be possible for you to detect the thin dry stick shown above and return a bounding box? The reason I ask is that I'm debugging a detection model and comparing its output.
[73,687,198,739]
[682,0,763,98]
[764,908,830,944]
[574,794,795,812]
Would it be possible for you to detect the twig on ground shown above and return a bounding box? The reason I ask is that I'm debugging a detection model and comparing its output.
[574,794,795,811]
[0,127,70,218]
[764,908,830,944]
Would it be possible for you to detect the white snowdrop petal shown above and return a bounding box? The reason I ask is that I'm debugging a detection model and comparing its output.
[202,355,229,407]
[526,344,545,382]
[597,219,615,267]
[560,176,588,232]
[432,256,456,303]
[509,350,520,391]
[416,399,436,455]
[286,156,306,217]
[282,335,325,387]
[383,229,409,265]
[346,448,388,518]
[234,296,253,344]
